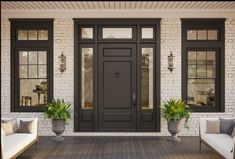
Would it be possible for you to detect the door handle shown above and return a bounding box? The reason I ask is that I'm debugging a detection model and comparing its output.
[132,93,136,108]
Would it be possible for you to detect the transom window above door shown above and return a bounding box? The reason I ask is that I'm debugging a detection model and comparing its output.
[10,19,53,112]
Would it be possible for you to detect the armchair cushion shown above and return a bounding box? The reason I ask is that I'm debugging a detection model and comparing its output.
[206,120,220,134]
[1,118,18,133]
[1,121,14,136]
[18,120,33,134]
[220,118,235,136]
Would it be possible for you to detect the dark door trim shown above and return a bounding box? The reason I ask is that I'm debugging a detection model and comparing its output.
[74,19,161,132]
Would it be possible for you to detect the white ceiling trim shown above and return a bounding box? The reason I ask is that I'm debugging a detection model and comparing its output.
[2,10,235,18]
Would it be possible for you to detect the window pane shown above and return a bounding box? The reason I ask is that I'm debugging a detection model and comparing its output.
[28,51,37,64]
[19,65,27,78]
[188,51,196,64]
[38,30,48,40]
[29,65,37,78]
[197,30,207,40]
[197,51,206,64]
[103,28,132,39]
[19,51,28,64]
[187,79,215,106]
[141,48,154,109]
[38,51,47,64]
[207,65,216,78]
[18,30,28,40]
[187,30,197,40]
[81,48,93,109]
[197,65,207,78]
[38,65,47,78]
[28,30,37,40]
[81,28,93,39]
[142,28,153,39]
[208,30,217,40]
[20,79,47,106]
[207,51,215,65]
[188,65,196,78]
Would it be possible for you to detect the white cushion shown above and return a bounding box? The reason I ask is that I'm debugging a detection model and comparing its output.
[3,133,37,159]
[201,133,234,159]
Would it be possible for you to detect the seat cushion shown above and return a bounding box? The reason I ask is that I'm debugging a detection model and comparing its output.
[201,133,234,159]
[3,133,37,159]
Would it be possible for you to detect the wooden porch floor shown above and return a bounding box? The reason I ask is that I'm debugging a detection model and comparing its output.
[18,136,220,159]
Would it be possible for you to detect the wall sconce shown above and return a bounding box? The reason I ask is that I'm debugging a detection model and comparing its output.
[168,51,175,73]
[58,52,66,73]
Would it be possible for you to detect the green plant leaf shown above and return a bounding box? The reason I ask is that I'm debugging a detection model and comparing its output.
[160,99,192,129]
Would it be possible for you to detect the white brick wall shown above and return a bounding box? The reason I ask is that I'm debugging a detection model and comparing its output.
[1,18,235,136]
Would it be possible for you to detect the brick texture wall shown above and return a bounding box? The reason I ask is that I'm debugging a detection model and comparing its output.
[1,18,235,136]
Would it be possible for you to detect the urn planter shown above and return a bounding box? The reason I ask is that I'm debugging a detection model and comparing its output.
[52,119,65,141]
[168,120,181,141]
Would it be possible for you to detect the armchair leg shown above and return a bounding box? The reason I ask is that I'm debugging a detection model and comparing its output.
[199,139,202,152]
[35,141,38,151]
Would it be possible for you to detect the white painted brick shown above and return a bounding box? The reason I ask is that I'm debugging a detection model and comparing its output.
[1,18,235,136]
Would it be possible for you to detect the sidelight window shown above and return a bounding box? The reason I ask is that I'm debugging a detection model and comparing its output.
[81,48,93,109]
[141,48,154,109]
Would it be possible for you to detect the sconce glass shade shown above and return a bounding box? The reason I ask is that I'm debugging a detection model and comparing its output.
[168,51,175,73]
[58,52,66,73]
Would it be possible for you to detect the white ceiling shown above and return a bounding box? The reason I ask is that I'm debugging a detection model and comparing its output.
[1,1,235,10]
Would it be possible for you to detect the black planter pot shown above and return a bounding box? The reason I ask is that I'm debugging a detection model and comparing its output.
[167,120,181,141]
[52,119,65,141]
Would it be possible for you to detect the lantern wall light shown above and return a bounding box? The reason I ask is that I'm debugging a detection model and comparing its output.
[58,52,66,73]
[168,51,175,73]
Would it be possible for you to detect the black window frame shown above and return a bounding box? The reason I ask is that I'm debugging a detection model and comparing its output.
[181,19,225,112]
[10,19,54,112]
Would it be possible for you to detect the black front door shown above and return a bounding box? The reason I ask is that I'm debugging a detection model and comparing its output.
[74,19,161,132]
[98,44,137,131]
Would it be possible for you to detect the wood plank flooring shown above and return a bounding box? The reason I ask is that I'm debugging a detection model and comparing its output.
[18,136,221,159]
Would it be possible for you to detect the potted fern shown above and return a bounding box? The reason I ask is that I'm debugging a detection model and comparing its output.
[44,99,71,141]
[160,99,191,141]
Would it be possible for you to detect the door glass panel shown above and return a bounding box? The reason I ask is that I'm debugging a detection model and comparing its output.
[103,28,132,39]
[28,30,38,40]
[187,30,197,40]
[187,79,215,106]
[18,30,28,40]
[20,79,47,106]
[38,30,48,40]
[141,28,153,39]
[81,28,93,39]
[81,48,93,109]
[208,30,217,40]
[141,48,154,109]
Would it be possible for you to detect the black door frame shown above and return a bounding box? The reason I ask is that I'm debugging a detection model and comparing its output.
[74,19,161,132]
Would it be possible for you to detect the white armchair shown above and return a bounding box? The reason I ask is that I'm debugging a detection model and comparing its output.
[1,117,39,159]
[199,118,235,159]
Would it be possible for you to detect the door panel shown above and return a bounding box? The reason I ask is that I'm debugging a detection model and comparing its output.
[98,44,136,131]
[103,61,131,109]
